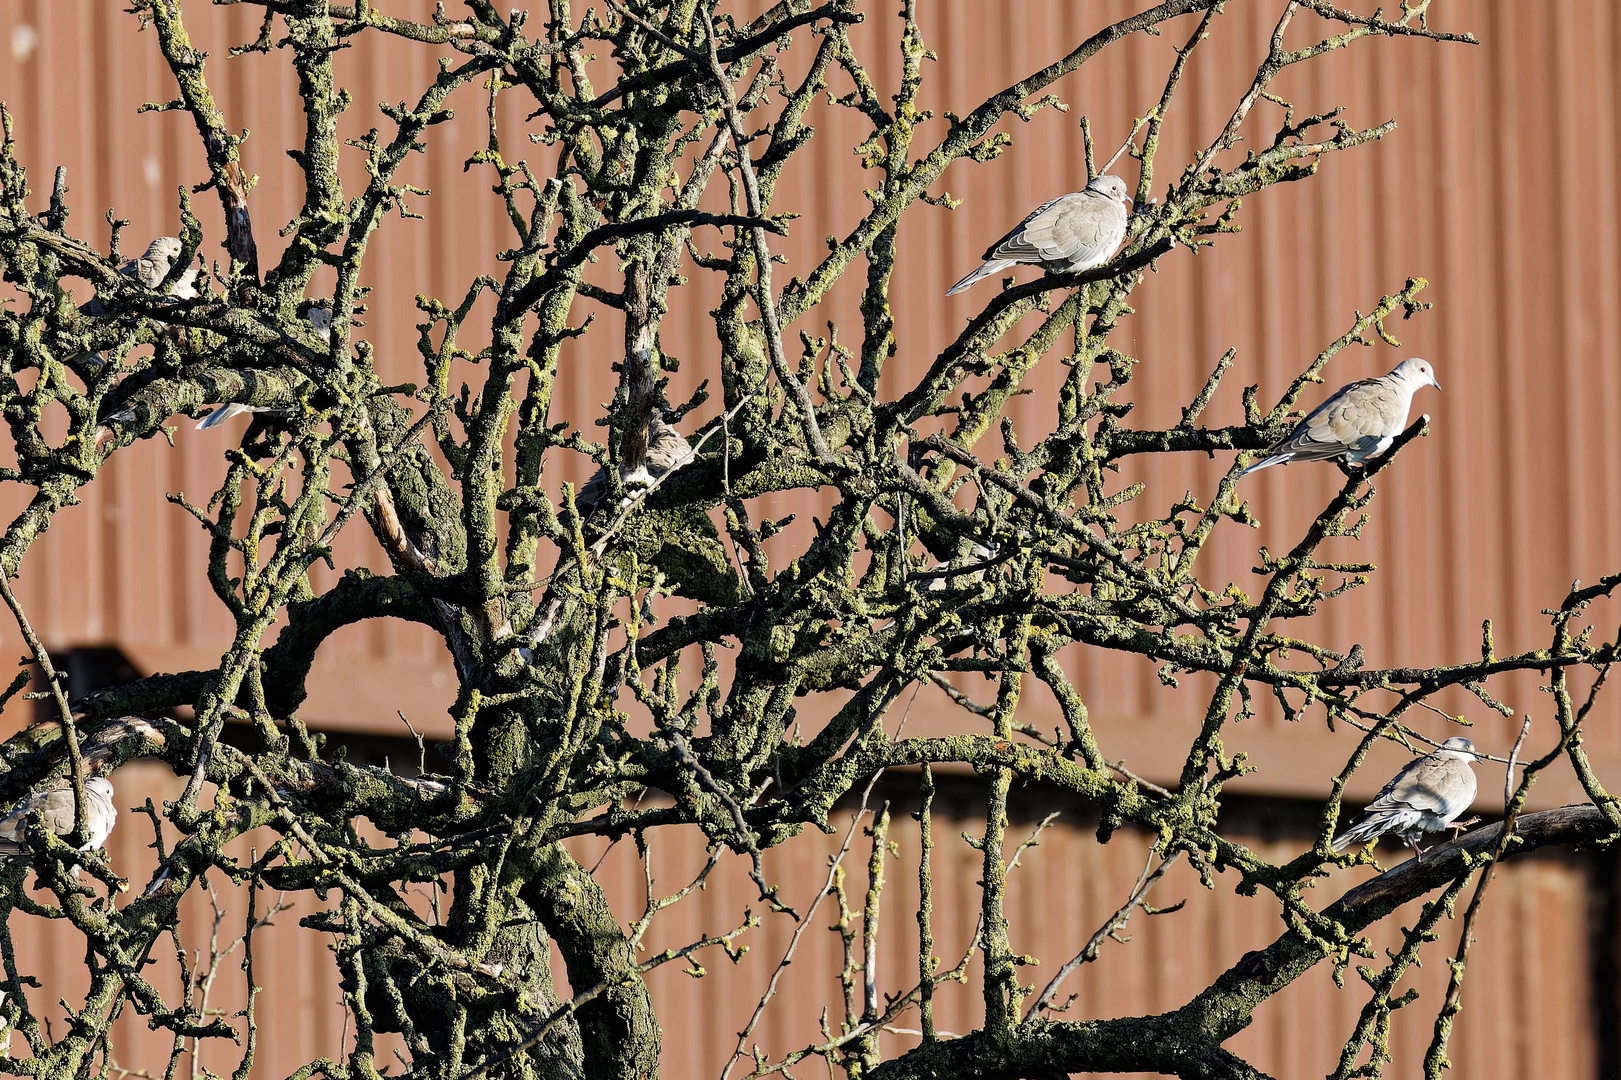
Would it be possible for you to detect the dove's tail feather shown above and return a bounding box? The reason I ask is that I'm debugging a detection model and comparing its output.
[1330,816,1388,852]
[1240,452,1292,477]
[196,403,251,430]
[946,259,1016,296]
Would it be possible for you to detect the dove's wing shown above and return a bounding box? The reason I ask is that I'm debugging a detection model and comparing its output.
[0,794,33,854]
[646,418,694,476]
[0,788,69,854]
[1364,752,1475,818]
[33,789,81,839]
[982,194,1089,264]
[1039,191,1128,271]
[1264,376,1403,463]
[125,253,168,290]
[196,403,260,430]
[984,191,1126,271]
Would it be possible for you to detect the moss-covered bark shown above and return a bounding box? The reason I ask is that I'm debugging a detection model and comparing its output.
[3,4,1609,1080]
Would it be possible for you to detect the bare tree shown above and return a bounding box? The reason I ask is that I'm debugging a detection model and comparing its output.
[0,2,1611,1079]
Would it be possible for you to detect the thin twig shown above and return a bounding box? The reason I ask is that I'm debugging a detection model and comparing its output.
[0,573,90,843]
[1026,843,1184,1017]
[1503,714,1530,813]
[1097,107,1157,175]
[1423,665,1610,1075]
[1106,759,1174,799]
[718,686,920,1080]
[697,2,831,461]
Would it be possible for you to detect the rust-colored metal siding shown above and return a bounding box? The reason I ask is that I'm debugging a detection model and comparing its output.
[0,0,1616,793]
[7,768,1599,1080]
[0,2,1616,1078]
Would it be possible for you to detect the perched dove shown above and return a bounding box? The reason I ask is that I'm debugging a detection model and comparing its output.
[947,175,1133,295]
[643,414,696,474]
[1242,357,1440,476]
[0,776,118,857]
[517,414,696,660]
[923,541,1001,591]
[1330,737,1479,859]
[74,237,199,377]
[576,414,693,517]
[123,237,198,299]
[80,237,199,318]
[196,307,333,429]
[108,237,198,303]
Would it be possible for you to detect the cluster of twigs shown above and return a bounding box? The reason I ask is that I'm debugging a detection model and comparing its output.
[0,2,1613,1079]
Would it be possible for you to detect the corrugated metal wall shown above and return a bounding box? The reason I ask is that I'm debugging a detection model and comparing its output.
[7,767,1601,1080]
[0,2,1616,1077]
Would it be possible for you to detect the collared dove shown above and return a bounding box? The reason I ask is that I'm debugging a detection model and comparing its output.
[947,175,1132,295]
[1242,357,1441,476]
[92,236,199,308]
[517,414,696,661]
[196,307,333,429]
[124,237,198,298]
[74,237,199,377]
[1330,736,1479,859]
[576,414,693,518]
[0,776,118,857]
[923,541,1000,591]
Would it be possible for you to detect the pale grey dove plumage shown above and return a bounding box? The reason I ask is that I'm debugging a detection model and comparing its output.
[0,776,118,857]
[122,236,199,299]
[196,307,333,429]
[947,174,1133,295]
[516,414,696,662]
[1242,357,1441,476]
[576,414,693,518]
[80,237,199,318]
[75,237,199,378]
[1331,736,1479,859]
[923,541,1000,592]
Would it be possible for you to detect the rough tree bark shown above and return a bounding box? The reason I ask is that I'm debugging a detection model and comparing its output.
[0,3,1610,1080]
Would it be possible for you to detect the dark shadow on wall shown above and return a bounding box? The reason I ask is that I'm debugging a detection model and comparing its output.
[50,646,450,775]
[49,648,1621,1076]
